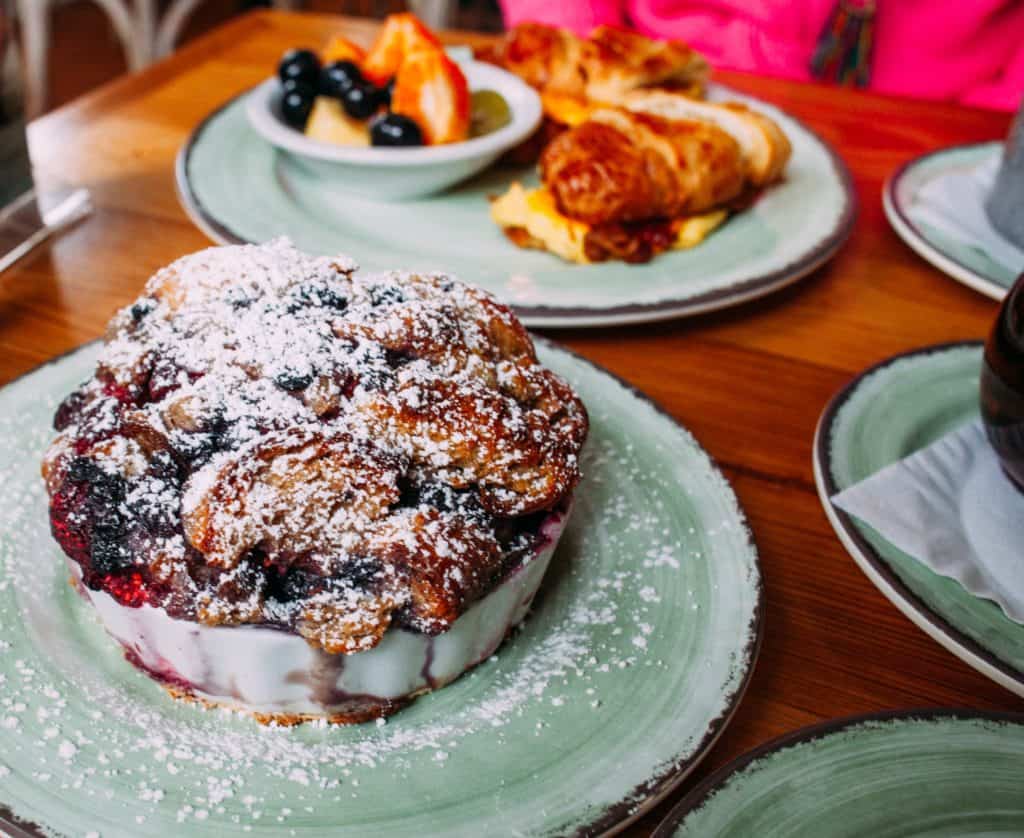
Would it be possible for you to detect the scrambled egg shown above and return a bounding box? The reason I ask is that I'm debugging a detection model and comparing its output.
[541,93,597,127]
[540,84,706,127]
[491,182,728,264]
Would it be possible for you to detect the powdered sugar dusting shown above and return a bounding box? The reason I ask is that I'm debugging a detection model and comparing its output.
[42,239,587,655]
[0,339,759,837]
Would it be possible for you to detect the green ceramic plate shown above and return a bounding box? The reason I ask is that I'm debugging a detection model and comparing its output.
[176,84,854,328]
[654,709,1024,837]
[813,342,1024,697]
[0,340,762,838]
[884,142,1015,301]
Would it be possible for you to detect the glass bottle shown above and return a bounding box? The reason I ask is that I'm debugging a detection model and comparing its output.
[981,272,1024,490]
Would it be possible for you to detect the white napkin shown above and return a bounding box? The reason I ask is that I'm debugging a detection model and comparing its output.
[832,420,1024,623]
[909,153,1024,277]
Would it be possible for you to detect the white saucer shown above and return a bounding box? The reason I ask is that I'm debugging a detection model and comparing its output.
[884,141,1020,300]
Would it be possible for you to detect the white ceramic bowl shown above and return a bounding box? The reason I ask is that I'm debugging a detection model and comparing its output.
[245,60,542,201]
[71,503,572,723]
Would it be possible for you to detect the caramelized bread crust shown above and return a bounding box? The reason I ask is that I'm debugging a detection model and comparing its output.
[539,107,745,225]
[617,90,793,187]
[43,240,587,655]
[480,22,708,103]
[477,22,587,98]
[579,26,709,101]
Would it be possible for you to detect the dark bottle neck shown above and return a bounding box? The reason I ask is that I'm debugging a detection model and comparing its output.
[985,273,1024,392]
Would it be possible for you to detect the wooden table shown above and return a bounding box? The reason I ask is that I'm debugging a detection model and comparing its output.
[8,10,1019,836]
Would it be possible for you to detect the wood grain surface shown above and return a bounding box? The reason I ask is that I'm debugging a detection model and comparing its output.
[7,10,1019,836]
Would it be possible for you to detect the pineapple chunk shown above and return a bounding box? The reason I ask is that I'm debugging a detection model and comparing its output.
[304,97,370,147]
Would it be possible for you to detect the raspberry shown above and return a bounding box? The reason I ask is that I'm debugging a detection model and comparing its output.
[49,484,90,564]
[53,387,89,431]
[102,379,139,406]
[103,572,149,607]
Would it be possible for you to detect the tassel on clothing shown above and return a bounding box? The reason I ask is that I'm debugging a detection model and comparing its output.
[810,0,876,88]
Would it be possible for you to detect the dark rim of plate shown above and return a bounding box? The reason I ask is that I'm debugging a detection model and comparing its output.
[0,337,765,838]
[884,141,1009,299]
[651,706,1024,837]
[174,86,857,327]
[814,339,1024,692]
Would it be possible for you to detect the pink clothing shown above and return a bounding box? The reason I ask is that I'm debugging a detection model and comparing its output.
[499,0,1024,111]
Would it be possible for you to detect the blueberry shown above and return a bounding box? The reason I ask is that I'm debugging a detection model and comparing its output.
[275,370,314,391]
[357,368,391,392]
[224,285,253,310]
[398,480,473,513]
[93,510,127,540]
[135,500,178,538]
[369,285,405,306]
[281,77,308,96]
[314,286,347,310]
[90,536,131,575]
[319,60,362,99]
[339,556,383,589]
[273,567,320,602]
[130,298,155,322]
[87,471,126,508]
[383,348,415,368]
[277,48,320,88]
[370,113,424,147]
[341,83,380,120]
[286,282,348,313]
[67,456,101,483]
[149,450,181,480]
[381,77,396,108]
[204,409,229,436]
[173,431,230,466]
[280,83,315,129]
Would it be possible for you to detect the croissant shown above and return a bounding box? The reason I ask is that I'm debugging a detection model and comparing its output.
[476,22,587,98]
[539,107,746,226]
[480,23,708,104]
[579,26,709,101]
[617,90,792,186]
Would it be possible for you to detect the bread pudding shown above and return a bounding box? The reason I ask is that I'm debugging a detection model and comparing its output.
[42,239,587,723]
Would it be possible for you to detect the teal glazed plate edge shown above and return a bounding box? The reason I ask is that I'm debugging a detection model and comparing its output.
[0,342,106,838]
[536,338,766,837]
[651,708,1024,837]
[883,142,1010,302]
[812,340,1024,697]
[0,337,764,838]
[175,88,856,329]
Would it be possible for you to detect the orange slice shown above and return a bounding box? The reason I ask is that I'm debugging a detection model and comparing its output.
[391,48,471,145]
[362,13,443,85]
[321,34,366,65]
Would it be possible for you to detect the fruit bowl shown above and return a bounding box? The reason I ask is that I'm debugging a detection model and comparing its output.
[246,60,541,201]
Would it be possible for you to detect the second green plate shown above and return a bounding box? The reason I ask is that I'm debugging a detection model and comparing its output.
[813,342,1024,696]
[655,710,1024,837]
[177,84,854,328]
[0,340,761,837]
